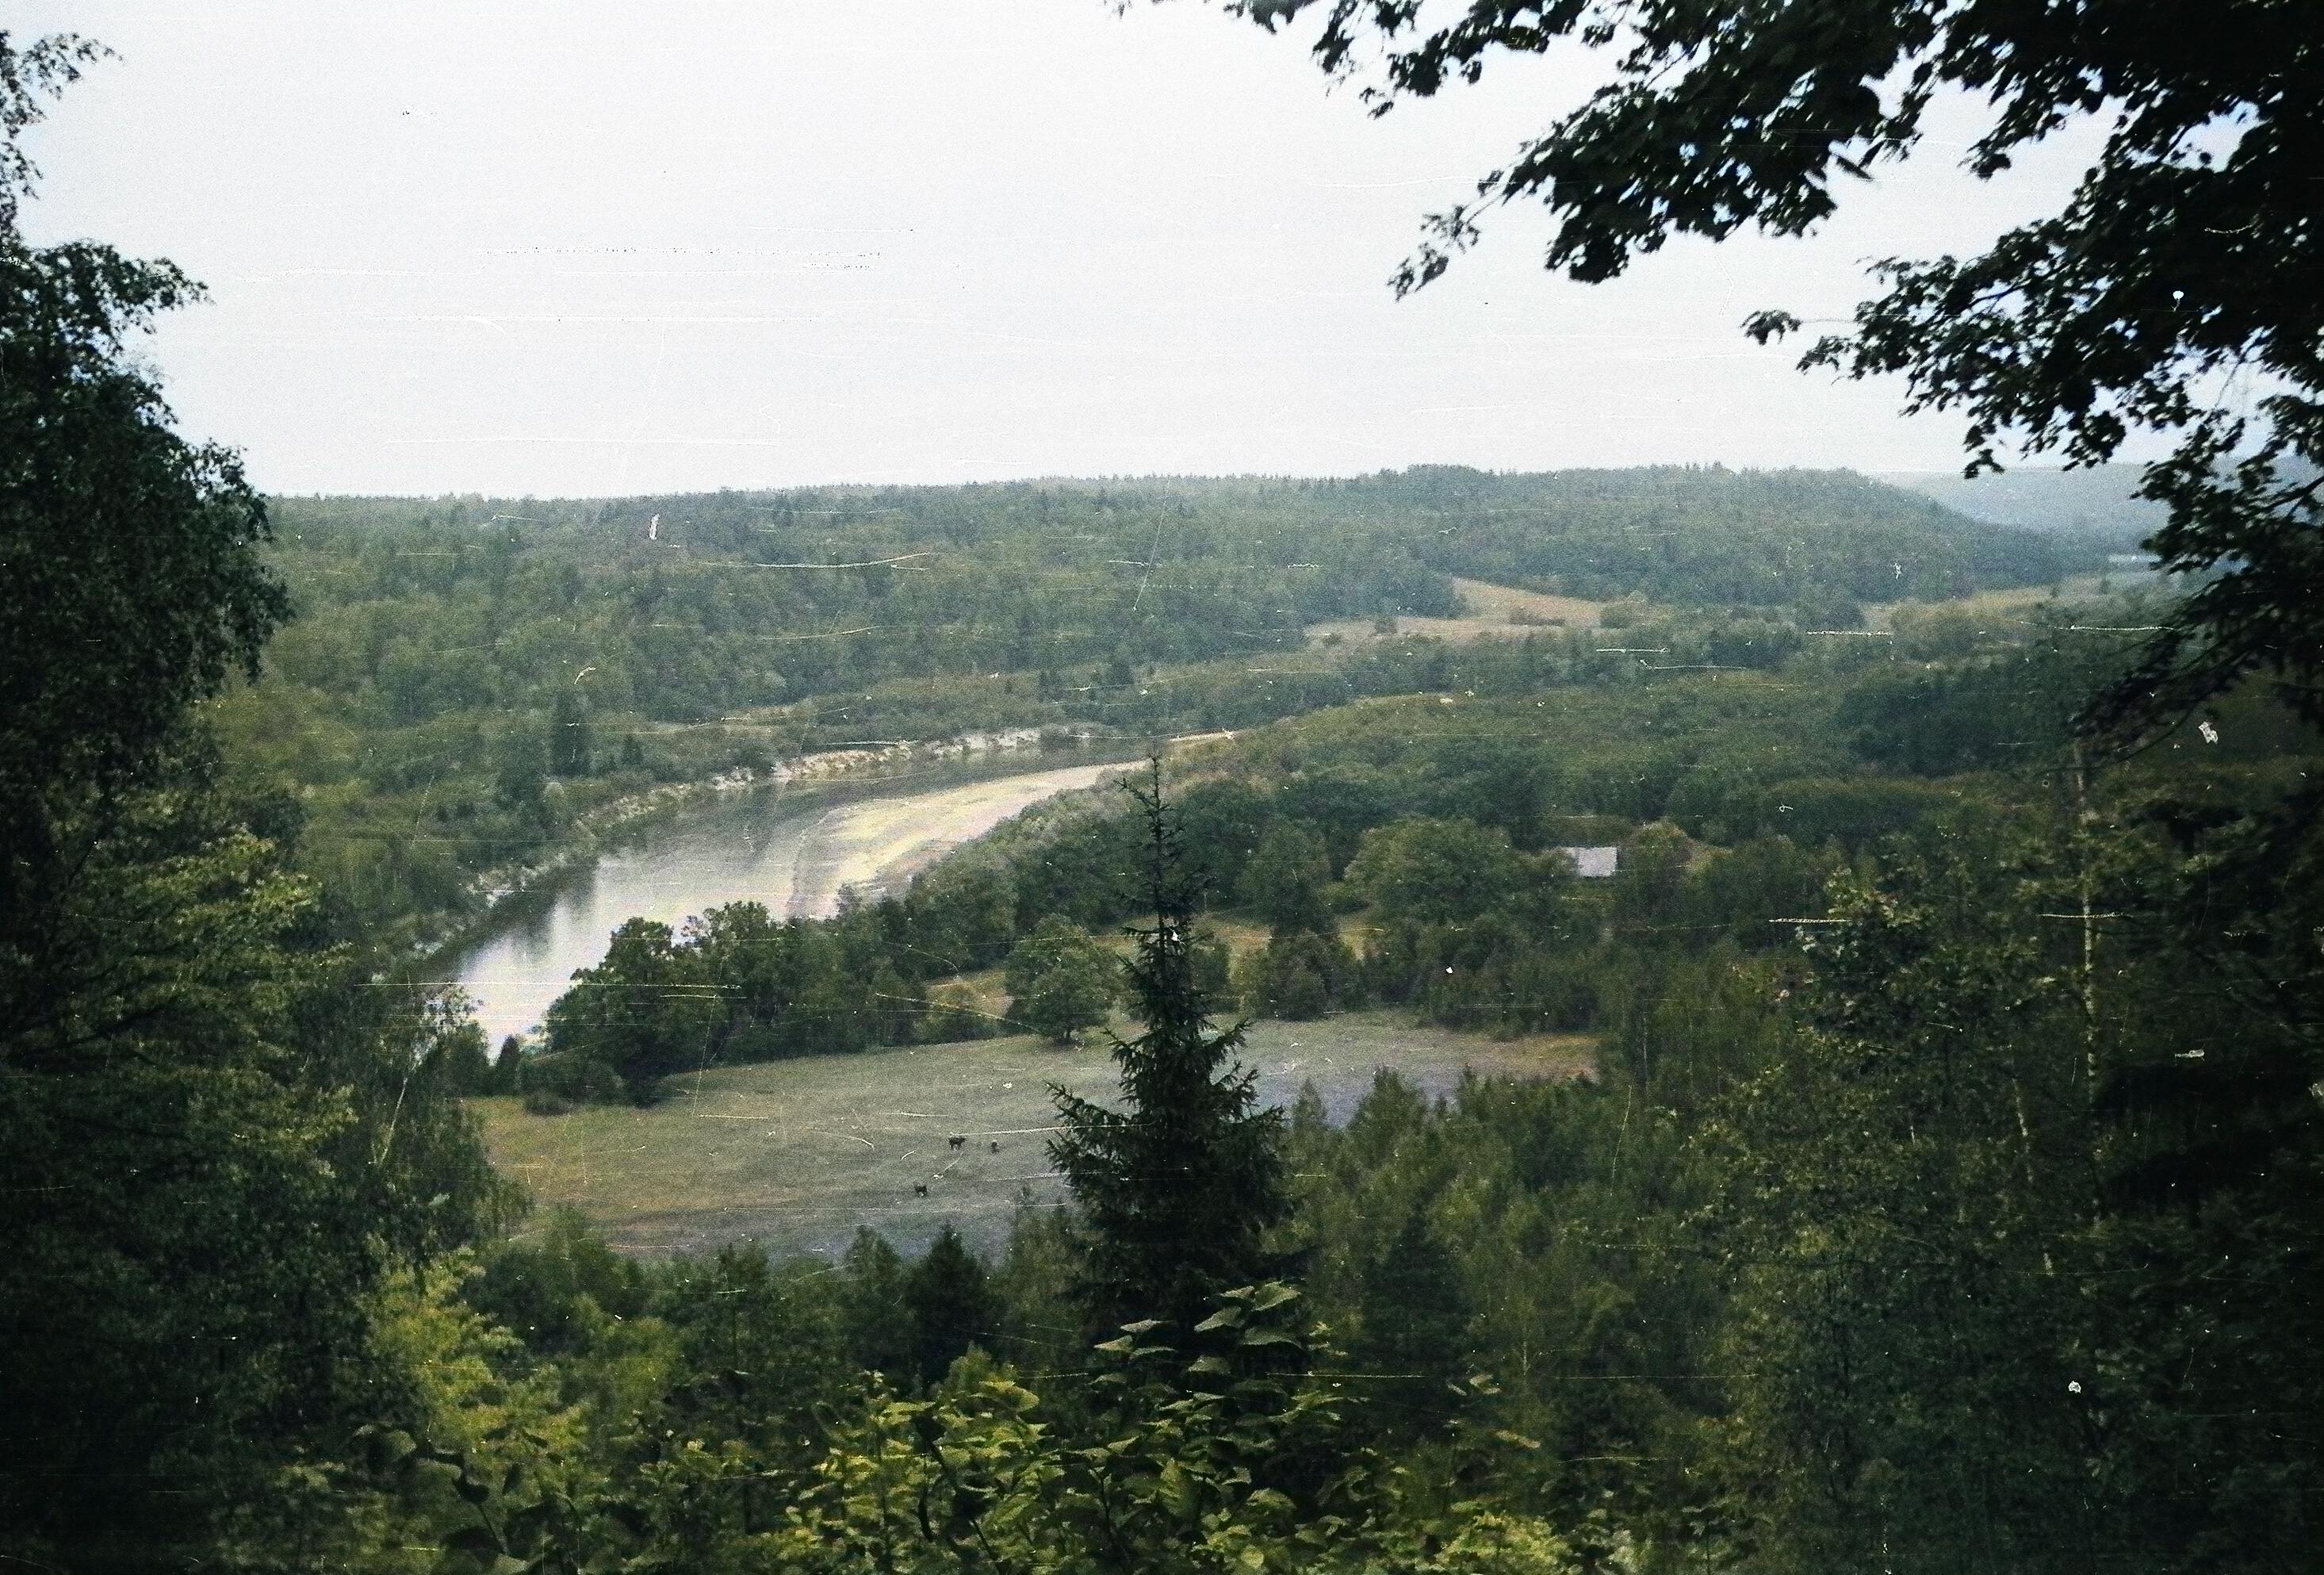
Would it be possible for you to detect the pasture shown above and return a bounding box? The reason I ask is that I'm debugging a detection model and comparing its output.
[1304,577,1608,648]
[474,1012,1592,1260]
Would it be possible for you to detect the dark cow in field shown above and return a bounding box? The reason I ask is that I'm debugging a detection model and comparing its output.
[948,1134,966,1151]
[912,1182,928,1198]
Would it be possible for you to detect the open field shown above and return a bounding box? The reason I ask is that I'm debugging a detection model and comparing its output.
[475,1012,1592,1260]
[1862,574,2106,631]
[1304,577,1607,649]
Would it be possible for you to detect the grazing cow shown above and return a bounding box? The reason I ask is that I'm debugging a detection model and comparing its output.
[948,1134,966,1151]
[912,1182,928,1198]
[989,1140,1000,1153]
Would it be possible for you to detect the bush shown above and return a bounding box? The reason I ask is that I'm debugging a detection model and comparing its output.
[920,983,997,1043]
[520,1051,623,1112]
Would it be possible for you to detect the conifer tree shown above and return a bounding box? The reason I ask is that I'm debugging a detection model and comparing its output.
[905,1224,1000,1385]
[1050,761,1293,1342]
[839,1228,915,1379]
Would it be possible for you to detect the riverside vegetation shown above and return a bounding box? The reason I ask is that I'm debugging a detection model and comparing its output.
[217,467,2104,950]
[6,11,2321,1575]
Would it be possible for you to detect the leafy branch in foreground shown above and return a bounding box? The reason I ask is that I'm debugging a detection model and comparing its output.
[781,1282,1574,1575]
[1223,0,2323,743]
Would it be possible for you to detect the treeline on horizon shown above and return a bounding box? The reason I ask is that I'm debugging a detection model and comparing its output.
[11,6,2322,1569]
[261,466,2092,733]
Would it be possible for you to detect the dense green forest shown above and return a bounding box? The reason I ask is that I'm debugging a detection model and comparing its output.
[482,574,2318,1571]
[343,638,2324,1573]
[8,12,2322,1575]
[216,469,2088,946]
[262,469,2066,730]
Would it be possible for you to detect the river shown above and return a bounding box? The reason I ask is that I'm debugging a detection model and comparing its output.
[450,751,1141,1044]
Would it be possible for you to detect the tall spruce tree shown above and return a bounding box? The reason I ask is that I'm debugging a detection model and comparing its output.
[1050,762,1292,1343]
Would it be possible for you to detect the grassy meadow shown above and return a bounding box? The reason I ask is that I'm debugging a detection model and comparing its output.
[476,1012,1592,1259]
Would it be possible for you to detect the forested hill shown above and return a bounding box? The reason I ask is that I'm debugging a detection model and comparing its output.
[1878,463,2169,536]
[267,466,2074,726]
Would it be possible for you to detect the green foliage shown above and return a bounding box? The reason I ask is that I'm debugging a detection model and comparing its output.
[1285,1071,1727,1553]
[258,469,2054,739]
[542,917,722,1102]
[13,19,2318,1564]
[1173,775,1274,900]
[0,91,285,862]
[918,981,998,1043]
[1347,1201,1472,1435]
[1839,627,2114,775]
[840,1228,917,1379]
[653,1244,853,1476]
[546,687,592,776]
[1606,824,1694,940]
[1702,844,2096,1569]
[1236,818,1335,934]
[221,464,2075,945]
[1002,915,1120,1044]
[0,48,516,1562]
[426,998,499,1094]
[1051,772,1295,1344]
[774,1282,1514,1575]
[905,1224,1002,1387]
[468,1206,652,1356]
[1246,0,2322,742]
[1345,816,1522,925]
[1239,928,1362,1021]
[1700,798,2324,1574]
[210,1255,595,1575]
[526,867,1085,1107]
[494,722,553,817]
[0,759,523,1565]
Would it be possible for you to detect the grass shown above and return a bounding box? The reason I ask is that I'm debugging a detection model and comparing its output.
[1304,577,1608,650]
[474,1012,1591,1261]
[1863,574,2108,631]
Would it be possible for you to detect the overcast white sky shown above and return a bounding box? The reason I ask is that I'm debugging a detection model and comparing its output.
[16,1,2111,497]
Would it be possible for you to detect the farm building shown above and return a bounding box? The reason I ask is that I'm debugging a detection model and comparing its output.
[1560,845,1620,879]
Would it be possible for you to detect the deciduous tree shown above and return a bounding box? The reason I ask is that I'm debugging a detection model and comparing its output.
[1237,817,1336,934]
[0,34,507,1565]
[1003,914,1119,1044]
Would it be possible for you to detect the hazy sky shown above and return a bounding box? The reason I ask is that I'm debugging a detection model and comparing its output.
[17,1,2111,496]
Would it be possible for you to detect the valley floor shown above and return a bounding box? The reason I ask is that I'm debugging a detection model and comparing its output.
[474,1012,1592,1259]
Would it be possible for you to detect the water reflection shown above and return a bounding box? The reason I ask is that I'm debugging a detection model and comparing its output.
[451,753,1135,1044]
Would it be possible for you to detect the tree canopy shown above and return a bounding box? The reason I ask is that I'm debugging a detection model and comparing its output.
[1003,914,1120,1044]
[0,30,285,902]
[1226,0,2324,740]
[0,34,511,1562]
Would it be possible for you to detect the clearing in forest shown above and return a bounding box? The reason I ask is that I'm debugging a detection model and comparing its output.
[475,1013,1591,1260]
[1304,577,1606,648]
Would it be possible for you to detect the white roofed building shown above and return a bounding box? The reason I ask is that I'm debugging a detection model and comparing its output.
[1560,845,1620,879]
